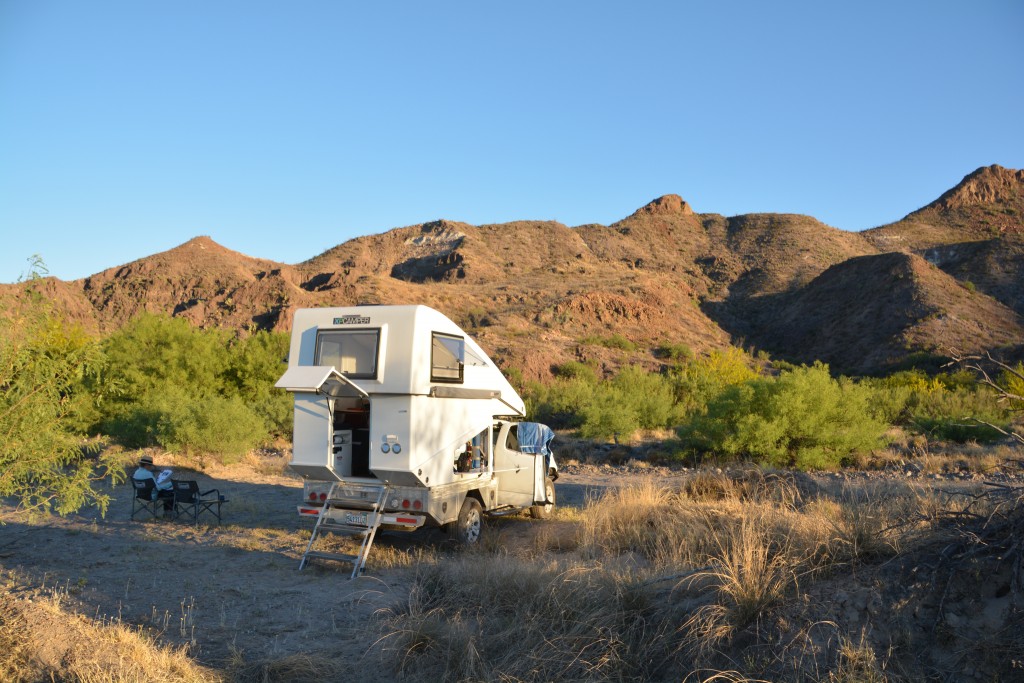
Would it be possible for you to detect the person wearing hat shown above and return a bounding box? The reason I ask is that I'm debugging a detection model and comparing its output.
[133,454,176,517]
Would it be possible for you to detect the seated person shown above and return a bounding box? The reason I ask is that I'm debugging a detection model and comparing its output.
[133,454,175,517]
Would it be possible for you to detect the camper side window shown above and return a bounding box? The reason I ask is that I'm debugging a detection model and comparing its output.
[431,333,464,383]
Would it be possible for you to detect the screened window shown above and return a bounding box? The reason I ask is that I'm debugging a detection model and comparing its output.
[315,329,380,378]
[431,333,464,383]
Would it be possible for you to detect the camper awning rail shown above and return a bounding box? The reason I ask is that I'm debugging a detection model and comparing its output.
[429,387,500,400]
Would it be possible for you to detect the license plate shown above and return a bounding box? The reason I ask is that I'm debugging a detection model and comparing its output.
[345,512,369,526]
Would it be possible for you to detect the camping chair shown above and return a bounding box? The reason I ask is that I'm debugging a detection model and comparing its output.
[172,480,228,525]
[130,478,160,520]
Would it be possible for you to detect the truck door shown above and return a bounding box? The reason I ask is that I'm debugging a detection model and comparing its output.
[493,423,544,507]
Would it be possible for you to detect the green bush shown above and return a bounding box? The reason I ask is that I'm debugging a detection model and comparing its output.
[0,272,120,515]
[154,389,268,462]
[528,364,683,440]
[655,342,694,363]
[579,333,636,351]
[93,314,290,460]
[525,377,595,430]
[668,347,761,416]
[222,330,291,437]
[865,369,1010,443]
[677,363,887,470]
[910,388,1009,442]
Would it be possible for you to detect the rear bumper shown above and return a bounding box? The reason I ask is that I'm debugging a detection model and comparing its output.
[297,505,426,530]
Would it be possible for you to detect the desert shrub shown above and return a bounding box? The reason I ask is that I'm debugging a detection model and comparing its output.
[0,277,120,515]
[552,360,599,383]
[655,341,694,362]
[910,387,1009,442]
[529,351,758,438]
[579,333,635,351]
[93,314,288,460]
[151,389,268,461]
[677,363,887,470]
[576,365,683,439]
[668,347,761,416]
[524,377,594,429]
[869,369,1010,442]
[999,362,1024,407]
[222,330,291,437]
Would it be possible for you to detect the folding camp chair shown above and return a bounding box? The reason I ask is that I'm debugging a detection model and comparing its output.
[172,480,227,525]
[130,478,160,520]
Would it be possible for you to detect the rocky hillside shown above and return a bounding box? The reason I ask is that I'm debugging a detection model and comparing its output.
[4,165,1022,378]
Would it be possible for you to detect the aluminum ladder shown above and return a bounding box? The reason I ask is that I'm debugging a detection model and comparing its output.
[299,481,390,579]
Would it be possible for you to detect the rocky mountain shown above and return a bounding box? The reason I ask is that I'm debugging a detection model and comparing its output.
[863,165,1024,318]
[4,165,1022,378]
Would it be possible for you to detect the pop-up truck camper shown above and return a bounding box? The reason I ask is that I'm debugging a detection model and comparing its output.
[275,305,557,576]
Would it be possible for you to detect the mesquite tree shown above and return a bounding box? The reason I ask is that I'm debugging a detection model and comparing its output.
[0,259,121,515]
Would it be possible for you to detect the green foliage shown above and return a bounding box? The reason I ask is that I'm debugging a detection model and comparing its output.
[222,330,292,437]
[668,347,761,416]
[553,361,599,383]
[999,362,1024,406]
[92,314,290,461]
[153,388,268,462]
[577,366,682,440]
[864,369,1011,443]
[0,276,120,515]
[677,363,887,470]
[655,342,694,363]
[527,363,683,440]
[579,333,636,351]
[525,377,594,430]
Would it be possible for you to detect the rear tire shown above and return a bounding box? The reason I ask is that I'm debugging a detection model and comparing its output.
[530,478,556,519]
[453,497,483,544]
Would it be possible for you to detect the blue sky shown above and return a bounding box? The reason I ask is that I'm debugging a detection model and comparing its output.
[1,1,1021,284]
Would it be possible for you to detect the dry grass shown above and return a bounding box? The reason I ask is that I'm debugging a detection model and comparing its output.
[379,469,983,682]
[379,554,672,682]
[227,651,351,683]
[0,590,221,683]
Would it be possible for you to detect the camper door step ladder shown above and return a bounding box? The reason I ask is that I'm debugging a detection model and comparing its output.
[299,481,390,578]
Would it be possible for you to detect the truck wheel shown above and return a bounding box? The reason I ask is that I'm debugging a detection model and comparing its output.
[453,497,483,544]
[530,478,556,519]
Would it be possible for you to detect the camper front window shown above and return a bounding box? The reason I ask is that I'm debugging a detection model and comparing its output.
[431,333,464,383]
[315,330,380,378]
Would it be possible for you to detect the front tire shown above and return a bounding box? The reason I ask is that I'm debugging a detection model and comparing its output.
[530,478,556,519]
[453,497,483,544]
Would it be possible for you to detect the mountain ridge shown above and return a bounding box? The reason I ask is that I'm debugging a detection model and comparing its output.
[5,165,1022,378]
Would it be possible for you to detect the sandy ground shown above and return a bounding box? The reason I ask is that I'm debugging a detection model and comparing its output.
[0,457,648,676]
[1,455,1019,680]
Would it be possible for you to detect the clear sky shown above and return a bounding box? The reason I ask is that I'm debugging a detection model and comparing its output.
[1,1,1021,284]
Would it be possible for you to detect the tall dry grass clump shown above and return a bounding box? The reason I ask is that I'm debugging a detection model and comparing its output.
[379,554,674,682]
[379,471,961,681]
[0,591,220,683]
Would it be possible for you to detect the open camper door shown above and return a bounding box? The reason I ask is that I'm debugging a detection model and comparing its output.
[276,366,370,480]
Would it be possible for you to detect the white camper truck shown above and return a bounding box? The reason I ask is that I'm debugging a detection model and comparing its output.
[275,305,557,576]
